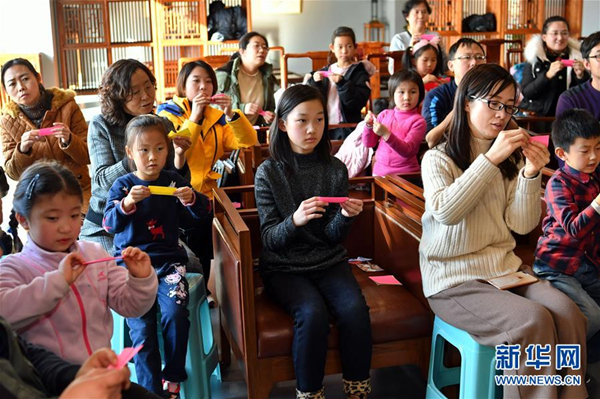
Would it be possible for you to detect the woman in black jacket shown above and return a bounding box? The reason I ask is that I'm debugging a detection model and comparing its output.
[521,16,589,116]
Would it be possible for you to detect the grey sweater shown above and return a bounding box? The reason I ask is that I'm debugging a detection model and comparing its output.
[254,152,354,275]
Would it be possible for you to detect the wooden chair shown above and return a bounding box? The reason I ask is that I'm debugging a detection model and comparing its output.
[281,51,330,88]
[480,39,522,66]
[178,55,231,71]
[212,177,433,398]
[505,47,524,71]
[366,51,404,104]
[0,53,42,109]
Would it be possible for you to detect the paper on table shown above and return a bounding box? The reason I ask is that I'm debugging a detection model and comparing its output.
[530,135,550,147]
[148,186,177,196]
[168,128,192,139]
[369,275,402,285]
[318,196,349,203]
[82,256,123,266]
[560,59,575,67]
[38,127,56,136]
[108,345,144,370]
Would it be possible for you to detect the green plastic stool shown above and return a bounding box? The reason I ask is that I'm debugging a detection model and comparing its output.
[111,272,220,399]
[426,316,502,399]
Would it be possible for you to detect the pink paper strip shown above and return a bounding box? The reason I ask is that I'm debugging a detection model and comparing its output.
[560,59,575,67]
[369,275,402,285]
[108,345,144,370]
[530,135,550,147]
[318,196,349,203]
[420,34,436,41]
[38,127,56,136]
[319,70,333,78]
[82,256,123,266]
[258,109,269,117]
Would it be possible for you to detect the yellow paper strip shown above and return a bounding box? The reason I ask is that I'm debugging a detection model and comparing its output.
[168,128,192,139]
[148,186,177,196]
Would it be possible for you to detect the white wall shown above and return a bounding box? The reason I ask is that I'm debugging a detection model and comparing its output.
[251,0,402,73]
[582,0,600,36]
[0,0,56,87]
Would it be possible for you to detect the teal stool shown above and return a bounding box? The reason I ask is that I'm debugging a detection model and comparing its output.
[426,316,501,399]
[111,272,220,399]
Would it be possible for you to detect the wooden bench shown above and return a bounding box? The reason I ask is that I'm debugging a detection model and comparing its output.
[386,173,547,268]
[212,177,433,398]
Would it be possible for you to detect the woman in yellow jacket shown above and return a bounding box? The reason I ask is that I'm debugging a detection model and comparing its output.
[158,59,257,292]
[158,60,257,200]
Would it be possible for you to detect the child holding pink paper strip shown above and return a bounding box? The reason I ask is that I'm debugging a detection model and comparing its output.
[307,26,376,140]
[362,70,427,176]
[255,85,372,398]
[158,60,257,200]
[0,162,157,367]
[401,35,445,92]
[103,115,211,397]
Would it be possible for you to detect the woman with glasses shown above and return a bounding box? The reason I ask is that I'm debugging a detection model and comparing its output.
[216,31,277,127]
[81,59,191,253]
[420,64,588,399]
[0,58,91,213]
[522,16,590,116]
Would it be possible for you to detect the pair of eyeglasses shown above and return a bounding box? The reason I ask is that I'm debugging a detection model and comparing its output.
[587,54,600,62]
[469,96,520,115]
[129,83,156,100]
[454,55,487,62]
[250,43,269,51]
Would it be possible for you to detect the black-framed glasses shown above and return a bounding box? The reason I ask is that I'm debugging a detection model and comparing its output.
[587,54,600,62]
[469,96,520,115]
[454,55,487,62]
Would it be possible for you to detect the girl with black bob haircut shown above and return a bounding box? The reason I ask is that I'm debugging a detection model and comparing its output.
[255,84,372,399]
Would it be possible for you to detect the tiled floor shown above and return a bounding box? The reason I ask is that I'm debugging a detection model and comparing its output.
[207,307,427,399]
[209,361,426,399]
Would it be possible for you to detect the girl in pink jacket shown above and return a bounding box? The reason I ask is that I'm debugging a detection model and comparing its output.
[363,70,427,176]
[0,162,157,365]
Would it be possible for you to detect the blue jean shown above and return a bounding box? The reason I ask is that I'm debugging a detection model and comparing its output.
[533,257,600,362]
[263,262,372,393]
[127,262,190,394]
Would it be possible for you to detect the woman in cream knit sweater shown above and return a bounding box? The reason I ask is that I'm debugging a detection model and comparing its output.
[420,64,588,398]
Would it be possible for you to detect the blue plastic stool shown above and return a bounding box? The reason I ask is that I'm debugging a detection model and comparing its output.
[111,272,220,399]
[426,316,501,399]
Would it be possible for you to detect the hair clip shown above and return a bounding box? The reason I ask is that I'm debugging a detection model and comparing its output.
[26,173,40,200]
[412,35,441,54]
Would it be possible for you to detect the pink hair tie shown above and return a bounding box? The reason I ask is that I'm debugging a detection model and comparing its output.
[412,35,441,54]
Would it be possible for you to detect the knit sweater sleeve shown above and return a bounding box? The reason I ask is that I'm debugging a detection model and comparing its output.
[504,168,542,235]
[422,150,501,225]
[102,175,133,235]
[323,163,354,243]
[255,162,299,251]
[88,116,129,193]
